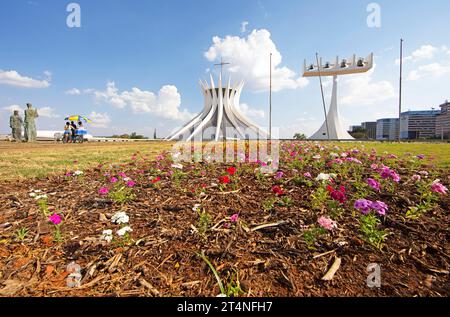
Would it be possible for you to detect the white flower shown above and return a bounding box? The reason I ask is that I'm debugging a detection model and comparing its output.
[171,163,183,170]
[192,204,201,212]
[315,173,336,181]
[117,226,132,236]
[73,170,83,176]
[101,230,113,242]
[29,192,37,198]
[312,154,321,160]
[111,212,129,224]
[123,177,131,182]
[172,152,181,160]
[35,194,48,200]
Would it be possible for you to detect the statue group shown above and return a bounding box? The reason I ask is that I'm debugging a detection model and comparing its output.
[9,103,39,142]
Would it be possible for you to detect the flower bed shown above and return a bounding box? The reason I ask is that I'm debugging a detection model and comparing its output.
[0,142,448,297]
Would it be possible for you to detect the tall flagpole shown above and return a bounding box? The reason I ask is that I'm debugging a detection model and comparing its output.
[316,53,330,140]
[398,39,403,142]
[269,52,272,140]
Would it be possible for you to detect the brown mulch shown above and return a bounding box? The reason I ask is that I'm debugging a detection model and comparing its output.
[0,159,449,297]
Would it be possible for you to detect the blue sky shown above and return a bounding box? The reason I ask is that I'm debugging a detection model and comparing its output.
[1,0,449,137]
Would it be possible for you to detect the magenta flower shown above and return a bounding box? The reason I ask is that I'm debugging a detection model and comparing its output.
[371,201,388,216]
[49,213,62,225]
[118,172,127,178]
[65,172,72,177]
[110,177,118,183]
[275,171,284,180]
[99,187,109,195]
[126,180,136,188]
[380,167,391,179]
[318,216,337,231]
[431,181,448,195]
[366,178,381,191]
[303,172,312,178]
[230,214,239,223]
[354,199,372,215]
[390,170,401,183]
[380,166,400,183]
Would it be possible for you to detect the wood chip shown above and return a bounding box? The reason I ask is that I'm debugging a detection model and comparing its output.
[322,257,342,281]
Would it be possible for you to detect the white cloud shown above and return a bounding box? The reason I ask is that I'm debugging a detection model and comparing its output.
[0,70,50,88]
[38,107,60,118]
[237,103,265,119]
[2,105,59,118]
[441,45,450,55]
[241,21,249,33]
[407,63,450,81]
[339,65,396,106]
[204,29,309,92]
[66,88,81,95]
[93,82,194,121]
[2,105,23,113]
[395,45,438,65]
[88,111,111,128]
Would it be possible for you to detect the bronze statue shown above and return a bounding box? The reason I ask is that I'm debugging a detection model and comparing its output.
[24,103,39,142]
[9,110,23,142]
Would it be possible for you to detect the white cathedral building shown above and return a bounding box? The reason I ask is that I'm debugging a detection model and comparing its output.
[166,74,267,141]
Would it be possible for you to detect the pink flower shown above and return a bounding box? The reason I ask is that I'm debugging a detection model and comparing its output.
[380,166,400,183]
[126,180,136,188]
[366,178,381,191]
[318,216,337,231]
[65,172,72,177]
[431,181,448,195]
[303,172,312,178]
[99,187,109,195]
[230,214,239,223]
[370,164,379,171]
[118,172,127,178]
[275,171,284,180]
[411,175,421,182]
[49,213,62,225]
[110,177,118,183]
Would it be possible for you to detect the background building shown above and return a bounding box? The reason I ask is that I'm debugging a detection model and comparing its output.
[362,122,377,140]
[435,101,450,139]
[400,110,441,139]
[376,118,399,140]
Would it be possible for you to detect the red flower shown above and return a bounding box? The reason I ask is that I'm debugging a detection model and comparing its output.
[272,185,284,196]
[227,167,237,176]
[327,185,347,204]
[151,176,161,184]
[219,175,231,184]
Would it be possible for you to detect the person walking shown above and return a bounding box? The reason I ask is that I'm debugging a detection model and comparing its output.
[9,110,23,142]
